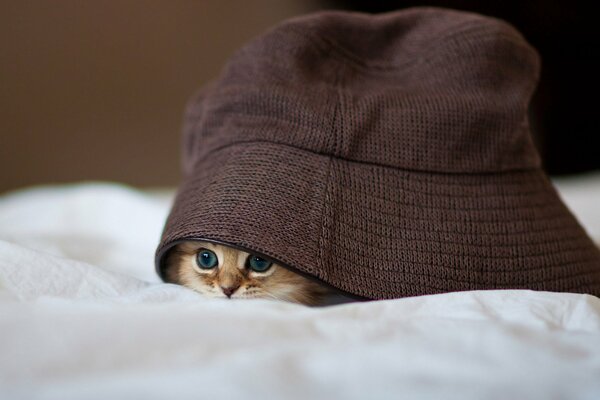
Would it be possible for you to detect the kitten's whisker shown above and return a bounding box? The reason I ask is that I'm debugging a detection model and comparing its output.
[260,288,287,301]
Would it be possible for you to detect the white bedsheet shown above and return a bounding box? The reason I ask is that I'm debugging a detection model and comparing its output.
[1,176,599,400]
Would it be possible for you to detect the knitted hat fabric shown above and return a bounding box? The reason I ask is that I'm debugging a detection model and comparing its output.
[156,7,600,299]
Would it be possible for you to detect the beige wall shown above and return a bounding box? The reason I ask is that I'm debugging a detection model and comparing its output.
[0,1,322,193]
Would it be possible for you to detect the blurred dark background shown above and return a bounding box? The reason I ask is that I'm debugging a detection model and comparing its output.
[1,1,598,193]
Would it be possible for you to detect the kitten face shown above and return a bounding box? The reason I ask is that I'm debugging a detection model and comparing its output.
[164,241,331,306]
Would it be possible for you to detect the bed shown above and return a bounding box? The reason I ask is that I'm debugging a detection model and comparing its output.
[1,174,599,399]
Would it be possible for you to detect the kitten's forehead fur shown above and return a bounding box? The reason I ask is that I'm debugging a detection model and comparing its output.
[164,241,330,306]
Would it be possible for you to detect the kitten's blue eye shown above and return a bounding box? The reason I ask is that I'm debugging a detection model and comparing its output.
[247,255,272,272]
[196,249,218,269]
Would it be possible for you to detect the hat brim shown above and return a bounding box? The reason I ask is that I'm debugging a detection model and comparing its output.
[156,142,600,299]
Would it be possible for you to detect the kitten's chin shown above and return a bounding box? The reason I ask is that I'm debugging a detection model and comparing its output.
[229,289,298,303]
[231,291,274,301]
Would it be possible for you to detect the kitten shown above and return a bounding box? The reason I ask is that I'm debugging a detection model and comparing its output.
[164,241,339,306]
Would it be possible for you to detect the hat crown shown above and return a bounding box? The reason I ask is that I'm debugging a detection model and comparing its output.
[183,7,541,174]
[159,8,600,299]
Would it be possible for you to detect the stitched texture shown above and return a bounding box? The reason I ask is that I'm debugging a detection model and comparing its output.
[156,7,600,299]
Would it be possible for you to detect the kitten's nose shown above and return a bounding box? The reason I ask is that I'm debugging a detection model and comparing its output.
[221,285,239,298]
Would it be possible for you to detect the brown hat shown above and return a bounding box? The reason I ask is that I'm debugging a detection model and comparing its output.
[156,7,600,299]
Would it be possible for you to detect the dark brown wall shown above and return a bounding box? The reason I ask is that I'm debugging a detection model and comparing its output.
[0,1,320,193]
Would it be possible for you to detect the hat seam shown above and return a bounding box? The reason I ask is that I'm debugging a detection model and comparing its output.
[316,60,341,282]
[354,231,588,250]
[316,156,333,283]
[340,203,570,224]
[338,179,556,201]
[336,216,584,237]
[340,176,550,198]
[341,192,565,212]
[189,139,540,176]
